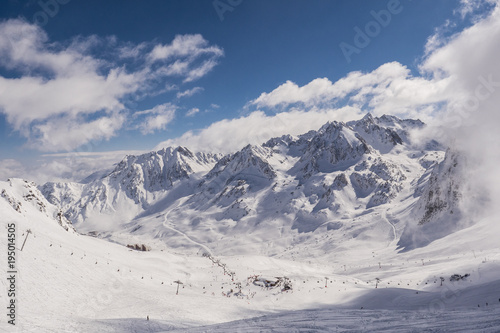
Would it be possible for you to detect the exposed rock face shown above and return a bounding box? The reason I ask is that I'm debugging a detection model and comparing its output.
[417,150,462,225]
[398,149,468,251]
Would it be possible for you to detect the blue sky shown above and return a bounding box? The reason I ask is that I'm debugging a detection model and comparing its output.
[0,0,498,182]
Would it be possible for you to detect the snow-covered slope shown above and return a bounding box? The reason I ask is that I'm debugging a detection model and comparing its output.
[1,178,76,233]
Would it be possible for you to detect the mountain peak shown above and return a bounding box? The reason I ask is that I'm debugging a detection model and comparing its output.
[318,120,344,134]
[361,112,374,122]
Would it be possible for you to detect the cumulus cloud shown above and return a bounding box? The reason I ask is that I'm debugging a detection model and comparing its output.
[0,20,137,129]
[30,113,126,152]
[420,2,500,133]
[149,34,223,61]
[183,59,219,82]
[0,19,223,152]
[249,62,450,121]
[117,41,148,59]
[135,103,177,135]
[177,87,204,99]
[155,107,363,153]
[186,108,200,117]
[148,34,223,83]
[249,62,407,108]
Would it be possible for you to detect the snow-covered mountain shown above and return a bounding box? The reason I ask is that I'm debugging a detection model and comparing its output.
[35,113,460,255]
[40,146,221,230]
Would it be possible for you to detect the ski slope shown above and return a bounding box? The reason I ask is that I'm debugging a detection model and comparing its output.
[1,178,500,332]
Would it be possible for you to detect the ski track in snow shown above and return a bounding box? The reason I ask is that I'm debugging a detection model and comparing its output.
[382,208,397,246]
[162,198,213,255]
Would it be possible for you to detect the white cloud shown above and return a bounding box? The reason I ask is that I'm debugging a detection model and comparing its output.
[186,108,200,117]
[423,19,455,56]
[183,59,219,82]
[0,159,25,181]
[249,62,450,119]
[148,34,223,62]
[0,20,138,131]
[148,34,223,83]
[31,150,145,183]
[155,107,363,153]
[0,70,137,130]
[424,1,496,56]
[419,2,500,139]
[0,149,148,184]
[135,103,176,135]
[0,19,222,152]
[29,113,126,152]
[118,41,148,59]
[177,87,204,99]
[455,0,496,18]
